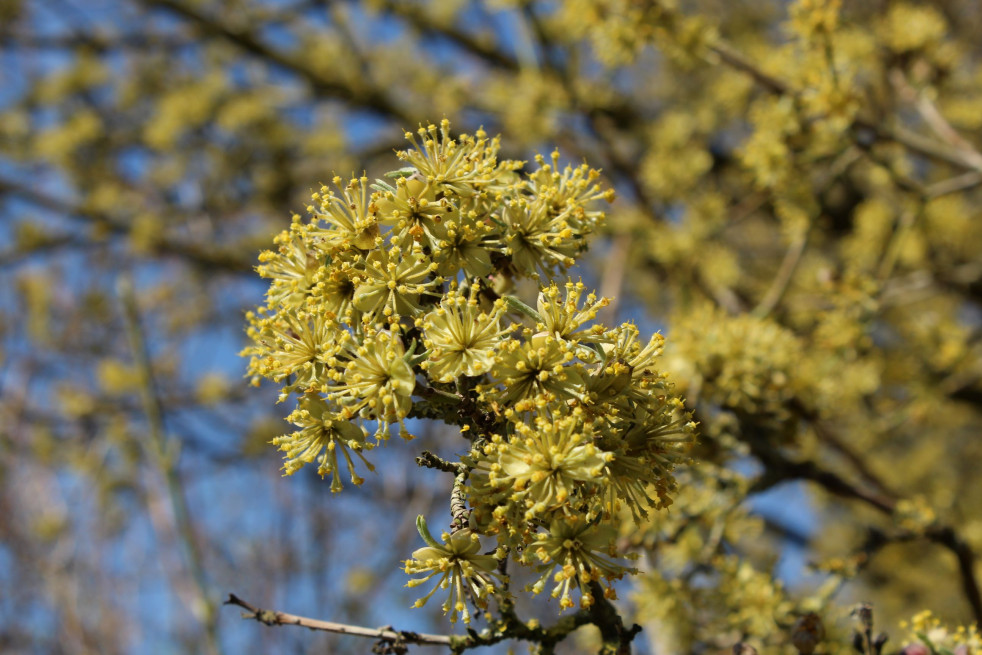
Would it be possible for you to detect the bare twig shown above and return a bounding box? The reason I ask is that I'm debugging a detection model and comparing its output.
[0,175,254,272]
[377,0,520,72]
[706,39,982,173]
[598,234,631,324]
[810,421,896,502]
[224,593,453,646]
[877,206,922,282]
[745,424,982,625]
[449,470,469,533]
[751,452,897,516]
[697,269,747,314]
[707,40,790,95]
[119,276,221,655]
[926,171,982,198]
[752,227,809,318]
[143,0,411,123]
[890,69,982,171]
[923,525,982,626]
[413,384,462,403]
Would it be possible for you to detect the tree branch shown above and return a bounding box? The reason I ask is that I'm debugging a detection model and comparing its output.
[705,39,982,173]
[377,1,520,72]
[224,593,453,647]
[415,450,465,474]
[143,0,412,123]
[119,276,221,655]
[745,426,982,625]
[0,175,254,273]
[751,227,809,318]
[923,525,982,627]
[890,68,982,171]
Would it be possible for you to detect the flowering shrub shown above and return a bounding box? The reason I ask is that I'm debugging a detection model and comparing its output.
[243,121,695,623]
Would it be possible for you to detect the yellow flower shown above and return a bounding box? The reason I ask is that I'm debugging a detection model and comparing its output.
[482,333,585,406]
[352,245,440,324]
[525,518,636,611]
[404,516,506,624]
[482,414,611,520]
[309,175,380,253]
[535,280,610,344]
[272,395,374,492]
[375,176,453,253]
[327,327,416,440]
[419,286,512,382]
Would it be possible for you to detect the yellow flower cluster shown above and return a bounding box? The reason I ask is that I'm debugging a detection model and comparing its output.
[667,304,803,421]
[899,610,981,654]
[244,122,695,621]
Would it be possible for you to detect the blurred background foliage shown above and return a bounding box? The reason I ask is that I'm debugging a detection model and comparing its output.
[2,0,982,653]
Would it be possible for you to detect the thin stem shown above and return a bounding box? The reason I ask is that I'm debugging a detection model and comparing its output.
[449,470,469,533]
[224,593,453,646]
[226,589,629,654]
[143,0,411,123]
[926,171,982,198]
[0,174,253,272]
[376,0,519,72]
[415,384,463,403]
[744,422,982,625]
[598,234,631,325]
[415,450,465,474]
[877,206,922,283]
[752,226,809,318]
[118,275,221,655]
[890,68,982,170]
[806,414,896,502]
[705,39,982,173]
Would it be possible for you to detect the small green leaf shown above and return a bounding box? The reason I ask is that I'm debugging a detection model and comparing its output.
[371,179,396,194]
[385,166,417,179]
[416,514,443,548]
[504,295,544,323]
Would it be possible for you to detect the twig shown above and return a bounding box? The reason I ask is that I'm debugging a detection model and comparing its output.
[414,384,462,403]
[789,400,898,501]
[119,276,221,655]
[813,426,896,503]
[890,69,982,171]
[599,234,631,324]
[0,30,193,52]
[696,269,746,314]
[0,174,254,272]
[660,5,982,629]
[449,470,470,533]
[586,581,643,655]
[926,171,982,199]
[519,5,660,216]
[705,39,982,173]
[752,227,809,318]
[0,235,88,270]
[415,450,465,474]
[877,206,922,282]
[224,594,453,646]
[923,525,982,626]
[752,453,897,516]
[378,0,519,72]
[707,41,790,95]
[226,589,641,654]
[745,425,982,625]
[728,192,769,227]
[143,0,411,123]
[862,120,982,172]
